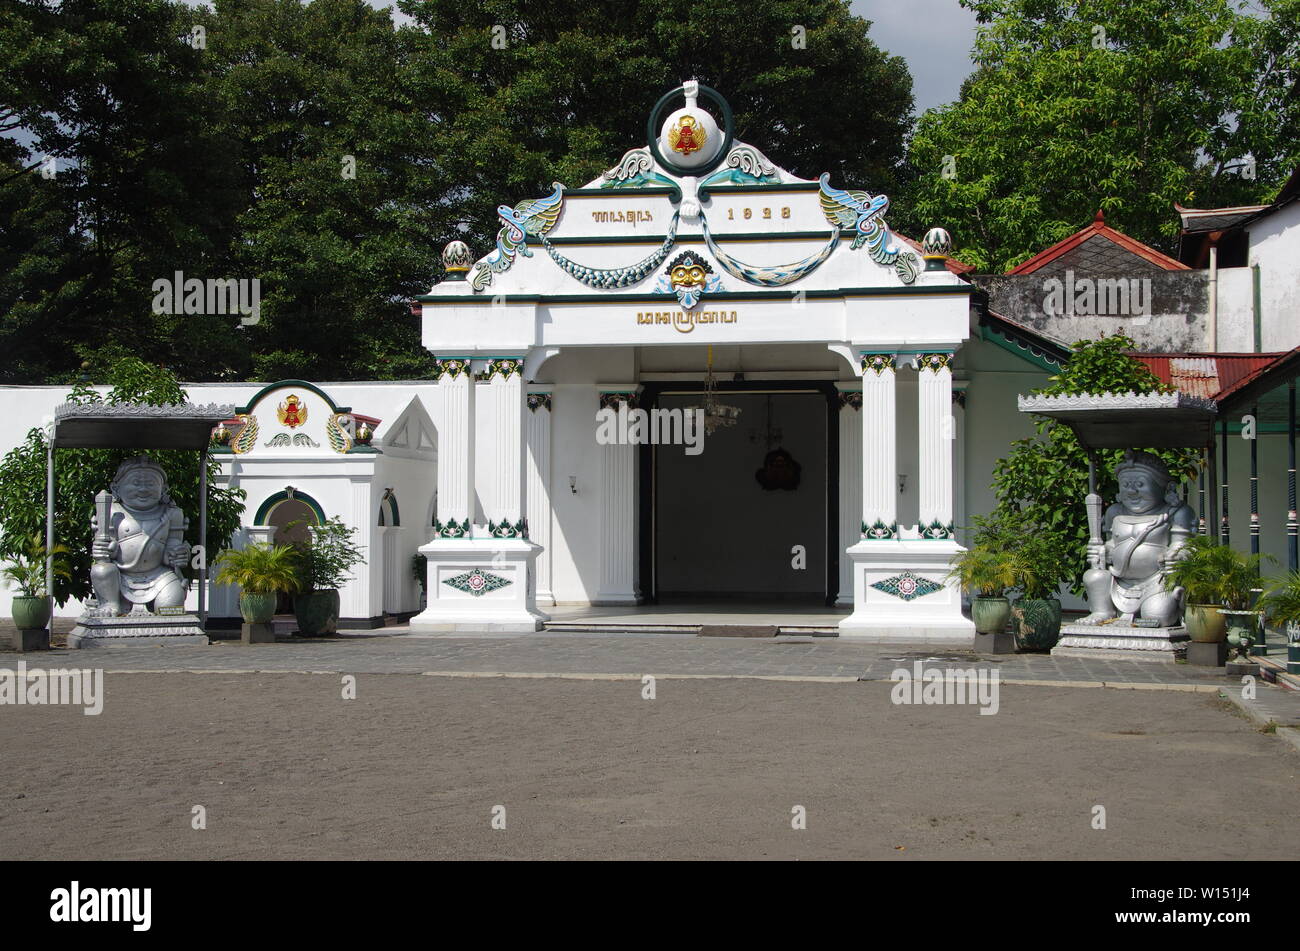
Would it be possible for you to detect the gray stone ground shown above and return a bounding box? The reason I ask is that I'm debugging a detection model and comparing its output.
[0,670,1296,860]
[0,628,1265,683]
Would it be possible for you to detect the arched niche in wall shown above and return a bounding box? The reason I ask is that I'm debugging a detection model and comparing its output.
[254,489,326,546]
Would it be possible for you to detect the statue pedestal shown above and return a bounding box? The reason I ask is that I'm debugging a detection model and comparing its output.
[68,613,208,648]
[408,539,547,634]
[1052,621,1188,660]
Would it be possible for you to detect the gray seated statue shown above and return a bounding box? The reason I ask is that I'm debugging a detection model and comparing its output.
[89,455,190,615]
[1079,450,1194,627]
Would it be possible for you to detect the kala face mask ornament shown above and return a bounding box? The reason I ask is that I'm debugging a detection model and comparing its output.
[657,251,722,310]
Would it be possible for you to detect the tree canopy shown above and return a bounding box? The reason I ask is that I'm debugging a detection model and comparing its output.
[1,0,914,384]
[902,0,1300,272]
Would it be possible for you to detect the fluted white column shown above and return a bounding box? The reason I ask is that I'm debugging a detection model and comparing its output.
[525,390,554,604]
[597,389,640,604]
[433,359,474,535]
[484,357,526,534]
[952,383,968,545]
[344,476,374,620]
[836,384,862,603]
[860,354,898,539]
[912,352,955,540]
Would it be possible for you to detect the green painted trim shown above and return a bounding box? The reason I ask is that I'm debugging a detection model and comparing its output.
[254,490,326,526]
[236,379,351,415]
[525,230,837,246]
[568,186,681,198]
[416,285,973,305]
[380,494,400,527]
[979,325,1061,373]
[697,182,822,200]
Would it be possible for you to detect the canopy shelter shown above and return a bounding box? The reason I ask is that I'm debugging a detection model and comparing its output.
[1016,391,1220,451]
[46,402,235,628]
[1016,390,1220,529]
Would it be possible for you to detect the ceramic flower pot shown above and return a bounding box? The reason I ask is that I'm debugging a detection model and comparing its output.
[294,589,340,636]
[11,595,51,630]
[1012,597,1062,651]
[1185,603,1228,642]
[971,596,1012,635]
[1220,609,1261,654]
[239,591,278,624]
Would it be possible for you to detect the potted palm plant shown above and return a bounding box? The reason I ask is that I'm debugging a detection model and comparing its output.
[947,545,1019,635]
[1163,536,1266,643]
[1006,524,1072,651]
[290,517,364,636]
[2,534,71,637]
[1257,570,1300,675]
[213,543,301,624]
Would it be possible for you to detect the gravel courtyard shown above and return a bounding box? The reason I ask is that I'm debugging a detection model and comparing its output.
[1,671,1296,860]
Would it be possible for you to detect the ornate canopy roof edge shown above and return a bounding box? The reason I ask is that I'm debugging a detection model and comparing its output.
[1017,391,1219,450]
[53,401,236,419]
[1017,391,1218,413]
[52,402,236,450]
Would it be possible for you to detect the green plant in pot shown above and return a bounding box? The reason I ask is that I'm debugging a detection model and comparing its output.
[1257,570,1300,674]
[1006,522,1072,651]
[1163,536,1267,643]
[290,517,364,636]
[947,544,1019,635]
[1,534,71,630]
[214,543,301,624]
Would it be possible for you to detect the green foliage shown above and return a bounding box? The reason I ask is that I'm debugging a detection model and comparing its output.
[947,544,1020,597]
[1257,570,1300,628]
[213,543,302,596]
[290,516,364,592]
[0,533,71,597]
[990,335,1200,598]
[3,0,915,383]
[0,358,246,605]
[901,0,1300,271]
[1164,535,1268,609]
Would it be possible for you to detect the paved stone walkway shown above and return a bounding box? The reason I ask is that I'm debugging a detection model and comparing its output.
[0,630,1265,686]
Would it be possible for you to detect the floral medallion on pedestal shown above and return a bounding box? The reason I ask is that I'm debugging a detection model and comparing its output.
[861,354,895,376]
[861,519,898,540]
[838,391,862,411]
[443,569,512,597]
[871,570,942,602]
[527,393,552,413]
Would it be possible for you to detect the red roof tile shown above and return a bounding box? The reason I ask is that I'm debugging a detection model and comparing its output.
[1008,209,1189,275]
[1131,352,1283,399]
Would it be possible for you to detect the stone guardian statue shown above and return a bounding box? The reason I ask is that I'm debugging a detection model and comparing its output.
[89,455,189,615]
[1078,450,1194,628]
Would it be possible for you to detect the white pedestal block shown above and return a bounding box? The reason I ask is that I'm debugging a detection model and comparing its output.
[837,540,975,646]
[408,538,547,633]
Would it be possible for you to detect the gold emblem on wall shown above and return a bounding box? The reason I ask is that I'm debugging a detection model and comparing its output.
[668,115,706,155]
[276,394,308,429]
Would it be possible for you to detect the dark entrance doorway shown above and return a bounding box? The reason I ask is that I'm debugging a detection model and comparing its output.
[638,381,838,604]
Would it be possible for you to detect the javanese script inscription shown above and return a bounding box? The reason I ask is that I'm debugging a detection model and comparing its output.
[636,310,739,334]
[591,210,654,224]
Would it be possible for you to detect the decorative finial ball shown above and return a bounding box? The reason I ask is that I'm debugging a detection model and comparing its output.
[922,227,952,259]
[356,421,373,445]
[442,240,473,273]
[658,83,723,170]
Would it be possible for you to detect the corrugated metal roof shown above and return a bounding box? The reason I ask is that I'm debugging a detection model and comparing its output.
[1132,353,1282,400]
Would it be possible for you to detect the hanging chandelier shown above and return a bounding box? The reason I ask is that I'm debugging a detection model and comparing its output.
[701,344,740,434]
